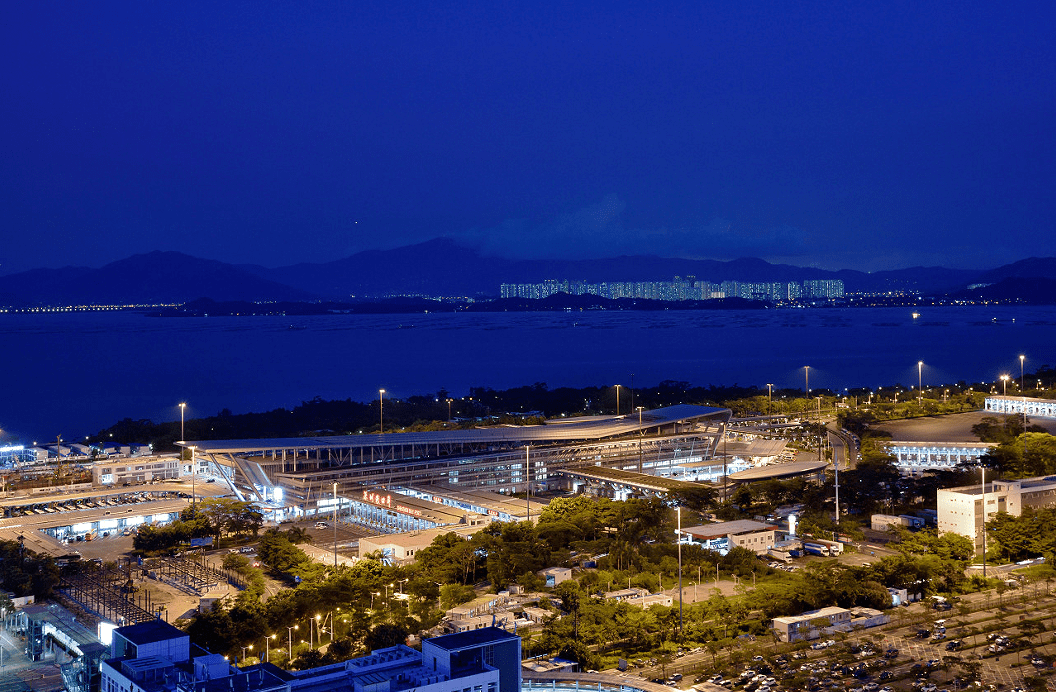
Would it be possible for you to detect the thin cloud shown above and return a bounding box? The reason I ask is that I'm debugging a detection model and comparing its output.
[456,195,813,260]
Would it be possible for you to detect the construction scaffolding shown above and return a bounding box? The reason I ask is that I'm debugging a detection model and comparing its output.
[145,555,233,595]
[59,569,156,626]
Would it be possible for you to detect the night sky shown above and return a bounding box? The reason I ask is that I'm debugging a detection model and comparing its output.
[4,2,1054,275]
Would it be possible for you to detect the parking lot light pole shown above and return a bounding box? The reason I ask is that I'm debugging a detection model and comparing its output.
[333,482,338,567]
[189,446,196,505]
[379,389,385,433]
[677,505,683,637]
[918,361,924,408]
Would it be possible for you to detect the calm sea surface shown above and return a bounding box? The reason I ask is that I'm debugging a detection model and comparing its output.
[2,305,1054,441]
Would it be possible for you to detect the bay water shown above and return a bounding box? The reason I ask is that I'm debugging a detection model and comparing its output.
[2,305,1053,441]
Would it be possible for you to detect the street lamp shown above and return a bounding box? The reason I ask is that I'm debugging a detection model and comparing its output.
[266,634,275,662]
[676,505,683,636]
[917,361,923,408]
[189,446,196,505]
[178,402,186,443]
[1001,375,1009,396]
[766,384,774,416]
[636,406,645,472]
[287,625,298,657]
[614,384,622,415]
[240,644,253,665]
[804,366,810,395]
[379,389,385,433]
[333,482,339,567]
[1020,355,1027,431]
[980,466,988,578]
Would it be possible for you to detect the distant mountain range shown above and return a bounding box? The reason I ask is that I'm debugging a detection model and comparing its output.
[1,239,1055,307]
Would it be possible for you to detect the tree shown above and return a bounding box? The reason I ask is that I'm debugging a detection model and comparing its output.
[439,583,475,611]
[258,529,309,573]
[364,623,409,652]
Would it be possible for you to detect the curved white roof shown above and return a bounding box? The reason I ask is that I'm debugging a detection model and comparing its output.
[179,404,729,454]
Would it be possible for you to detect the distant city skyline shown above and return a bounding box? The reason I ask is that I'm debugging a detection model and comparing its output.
[500,277,845,302]
[3,4,1055,276]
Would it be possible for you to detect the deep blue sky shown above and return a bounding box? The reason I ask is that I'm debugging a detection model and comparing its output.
[3,2,1054,275]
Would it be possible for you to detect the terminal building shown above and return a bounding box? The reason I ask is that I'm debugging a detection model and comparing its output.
[884,441,995,475]
[938,475,1056,549]
[984,395,1056,419]
[179,405,731,530]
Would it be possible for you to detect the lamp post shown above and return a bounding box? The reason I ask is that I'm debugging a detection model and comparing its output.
[981,466,987,578]
[766,384,774,416]
[240,645,253,665]
[804,366,810,395]
[676,505,683,637]
[636,406,645,473]
[1001,375,1009,396]
[287,625,298,658]
[525,445,531,523]
[333,482,339,567]
[917,361,923,408]
[266,634,275,662]
[447,398,453,422]
[189,446,196,505]
[379,389,385,433]
[1017,354,1026,431]
[179,402,186,443]
[615,384,622,415]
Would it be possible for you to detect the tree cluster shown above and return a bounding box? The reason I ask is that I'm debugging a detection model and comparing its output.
[133,499,263,554]
[986,507,1056,563]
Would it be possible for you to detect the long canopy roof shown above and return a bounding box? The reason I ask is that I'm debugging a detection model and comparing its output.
[178,404,729,454]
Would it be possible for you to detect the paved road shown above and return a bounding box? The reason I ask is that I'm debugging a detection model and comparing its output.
[826,425,856,470]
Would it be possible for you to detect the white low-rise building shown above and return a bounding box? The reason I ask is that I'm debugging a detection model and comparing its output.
[938,475,1056,549]
[772,606,889,642]
[681,520,778,555]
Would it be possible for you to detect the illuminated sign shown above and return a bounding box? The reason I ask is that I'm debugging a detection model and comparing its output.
[395,504,423,517]
[362,490,392,507]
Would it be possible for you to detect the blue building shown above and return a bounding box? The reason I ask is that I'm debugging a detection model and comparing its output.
[100,620,522,692]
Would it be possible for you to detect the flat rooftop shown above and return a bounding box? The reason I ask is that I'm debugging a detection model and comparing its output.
[727,460,827,481]
[683,519,777,539]
[558,465,703,492]
[414,484,543,518]
[721,439,789,457]
[426,626,519,650]
[875,410,1056,442]
[116,619,187,646]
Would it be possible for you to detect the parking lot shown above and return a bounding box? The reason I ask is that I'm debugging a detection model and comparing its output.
[614,583,1056,692]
